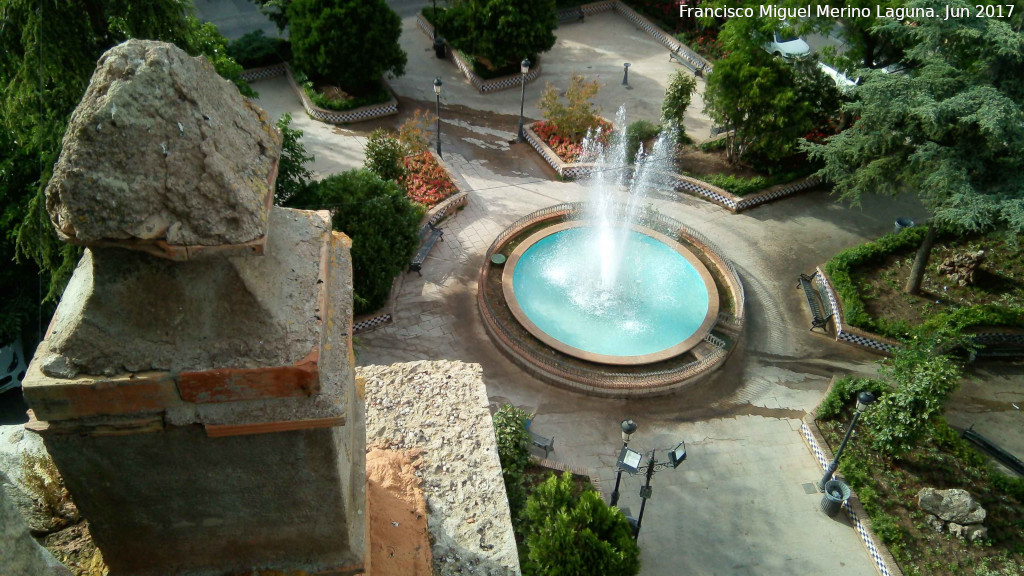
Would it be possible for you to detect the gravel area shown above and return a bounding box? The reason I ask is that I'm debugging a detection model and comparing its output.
[359,360,520,576]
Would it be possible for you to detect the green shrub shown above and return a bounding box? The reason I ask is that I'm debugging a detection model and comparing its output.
[288,0,406,93]
[292,71,391,111]
[538,73,602,140]
[435,0,556,72]
[700,173,770,196]
[624,119,661,163]
[865,341,962,456]
[493,405,532,520]
[314,170,420,313]
[661,71,696,144]
[364,129,407,183]
[521,472,640,576]
[817,377,889,420]
[274,113,315,206]
[227,30,289,69]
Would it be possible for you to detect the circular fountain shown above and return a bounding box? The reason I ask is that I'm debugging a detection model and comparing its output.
[479,108,744,396]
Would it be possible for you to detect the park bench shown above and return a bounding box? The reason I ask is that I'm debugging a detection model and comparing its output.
[524,413,555,459]
[409,223,444,276]
[557,6,584,25]
[797,271,833,333]
[668,49,703,77]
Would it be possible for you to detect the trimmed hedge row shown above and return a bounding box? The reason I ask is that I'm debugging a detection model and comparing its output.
[824,227,1024,338]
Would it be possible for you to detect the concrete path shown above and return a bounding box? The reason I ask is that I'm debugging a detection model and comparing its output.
[391,11,714,140]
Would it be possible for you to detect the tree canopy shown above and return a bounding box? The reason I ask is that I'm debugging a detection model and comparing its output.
[439,0,557,71]
[0,0,251,344]
[287,0,406,92]
[805,0,1024,235]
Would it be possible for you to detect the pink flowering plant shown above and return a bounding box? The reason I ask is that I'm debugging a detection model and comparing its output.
[401,151,457,207]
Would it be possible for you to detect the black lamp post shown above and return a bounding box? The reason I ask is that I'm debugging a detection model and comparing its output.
[622,62,631,86]
[433,77,443,158]
[817,391,877,491]
[517,57,531,142]
[609,419,637,507]
[613,429,687,541]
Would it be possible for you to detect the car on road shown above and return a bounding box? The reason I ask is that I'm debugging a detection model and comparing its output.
[764,31,810,59]
[818,62,857,93]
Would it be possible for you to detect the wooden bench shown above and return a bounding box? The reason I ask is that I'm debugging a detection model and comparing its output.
[557,7,584,25]
[668,49,703,77]
[798,272,833,332]
[409,223,444,276]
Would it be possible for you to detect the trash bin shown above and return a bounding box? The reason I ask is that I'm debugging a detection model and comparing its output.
[820,479,851,517]
[894,217,915,234]
[433,36,446,59]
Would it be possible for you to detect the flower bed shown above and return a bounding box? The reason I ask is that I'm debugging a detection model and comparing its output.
[532,119,613,163]
[402,151,457,207]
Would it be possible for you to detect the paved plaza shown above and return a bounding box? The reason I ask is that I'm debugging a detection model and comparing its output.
[232,5,939,575]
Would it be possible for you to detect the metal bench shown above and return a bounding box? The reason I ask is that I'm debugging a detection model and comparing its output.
[668,50,703,77]
[524,414,555,458]
[798,272,833,332]
[409,223,443,276]
[557,7,584,25]
[529,430,555,459]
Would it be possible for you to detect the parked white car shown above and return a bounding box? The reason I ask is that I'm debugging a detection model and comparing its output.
[818,62,857,93]
[764,31,810,59]
[0,338,27,394]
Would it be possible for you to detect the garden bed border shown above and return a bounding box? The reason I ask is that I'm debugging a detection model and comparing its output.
[813,266,1024,356]
[801,377,904,576]
[243,63,399,125]
[416,16,543,94]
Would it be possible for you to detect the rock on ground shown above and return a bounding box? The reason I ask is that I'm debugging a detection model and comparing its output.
[360,361,520,576]
[46,39,281,248]
[918,487,986,525]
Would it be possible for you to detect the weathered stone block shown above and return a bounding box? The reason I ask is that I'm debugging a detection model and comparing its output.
[45,39,281,254]
[918,487,986,525]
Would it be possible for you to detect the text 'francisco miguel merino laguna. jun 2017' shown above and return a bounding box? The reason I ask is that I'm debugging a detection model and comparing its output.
[679,3,1016,21]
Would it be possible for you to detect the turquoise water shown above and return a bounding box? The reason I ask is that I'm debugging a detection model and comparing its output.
[512,228,710,358]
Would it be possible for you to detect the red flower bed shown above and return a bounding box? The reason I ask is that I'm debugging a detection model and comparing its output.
[402,151,458,207]
[532,119,613,163]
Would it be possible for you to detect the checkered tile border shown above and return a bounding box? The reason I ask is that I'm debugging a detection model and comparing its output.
[416,15,543,94]
[672,174,821,212]
[352,313,392,334]
[280,65,398,125]
[973,332,1024,344]
[241,64,287,83]
[801,422,898,576]
[814,268,898,353]
[523,122,596,179]
[607,2,713,74]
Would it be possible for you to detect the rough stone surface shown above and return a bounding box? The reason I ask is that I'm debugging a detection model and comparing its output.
[41,207,326,378]
[937,250,985,287]
[46,39,281,248]
[366,448,432,576]
[0,468,73,576]
[918,488,986,525]
[359,361,521,576]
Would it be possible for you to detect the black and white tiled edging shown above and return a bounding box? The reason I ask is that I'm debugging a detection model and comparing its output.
[801,418,903,576]
[814,269,900,354]
[353,313,393,334]
[672,175,822,213]
[416,15,543,94]
[522,123,595,180]
[241,64,287,83]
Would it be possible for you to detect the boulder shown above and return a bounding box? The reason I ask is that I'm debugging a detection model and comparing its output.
[917,488,986,525]
[937,250,984,287]
[45,39,281,254]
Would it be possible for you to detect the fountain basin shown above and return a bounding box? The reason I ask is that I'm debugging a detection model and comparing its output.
[502,222,719,365]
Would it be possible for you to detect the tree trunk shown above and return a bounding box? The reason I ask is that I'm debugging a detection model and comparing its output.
[905,225,937,295]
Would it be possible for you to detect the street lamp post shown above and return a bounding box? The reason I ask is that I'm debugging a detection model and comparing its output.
[622,62,631,86]
[609,419,637,507]
[517,58,531,142]
[817,391,877,491]
[612,426,687,541]
[433,77,443,158]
